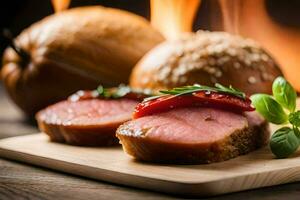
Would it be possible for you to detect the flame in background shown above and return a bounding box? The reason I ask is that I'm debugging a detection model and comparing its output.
[219,0,241,35]
[51,0,70,12]
[150,0,201,39]
[219,0,300,91]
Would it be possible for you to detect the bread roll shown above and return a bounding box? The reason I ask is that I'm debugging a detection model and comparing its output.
[1,6,164,117]
[130,31,282,95]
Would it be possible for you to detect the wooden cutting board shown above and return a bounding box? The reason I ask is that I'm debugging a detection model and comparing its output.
[1,127,300,197]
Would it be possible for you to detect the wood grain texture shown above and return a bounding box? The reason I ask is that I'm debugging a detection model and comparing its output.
[0,159,178,200]
[1,129,300,197]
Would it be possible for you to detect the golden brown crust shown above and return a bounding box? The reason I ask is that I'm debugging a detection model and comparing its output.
[116,115,270,164]
[2,6,164,117]
[130,31,282,95]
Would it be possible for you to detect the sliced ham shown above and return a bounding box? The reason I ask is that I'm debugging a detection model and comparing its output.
[116,107,269,164]
[36,99,138,146]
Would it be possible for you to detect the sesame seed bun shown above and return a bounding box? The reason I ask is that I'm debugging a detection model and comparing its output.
[130,31,282,95]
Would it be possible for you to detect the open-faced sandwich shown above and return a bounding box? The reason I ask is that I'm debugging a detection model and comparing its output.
[117,84,269,164]
[36,85,151,146]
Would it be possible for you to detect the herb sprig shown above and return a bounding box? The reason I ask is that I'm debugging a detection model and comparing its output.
[97,84,153,99]
[251,76,300,158]
[143,83,246,102]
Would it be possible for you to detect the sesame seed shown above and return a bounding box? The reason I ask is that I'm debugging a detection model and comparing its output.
[248,76,257,84]
[215,70,223,78]
[234,62,241,69]
[151,31,274,86]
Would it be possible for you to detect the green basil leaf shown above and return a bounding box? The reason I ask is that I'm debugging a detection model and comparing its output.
[293,126,300,140]
[289,111,300,127]
[272,76,296,112]
[251,94,288,124]
[270,127,299,158]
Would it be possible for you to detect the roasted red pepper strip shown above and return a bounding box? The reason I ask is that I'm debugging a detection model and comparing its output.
[133,91,255,119]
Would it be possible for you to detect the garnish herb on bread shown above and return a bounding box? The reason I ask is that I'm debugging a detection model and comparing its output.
[144,83,246,102]
[69,85,154,102]
[251,77,300,158]
[97,85,153,100]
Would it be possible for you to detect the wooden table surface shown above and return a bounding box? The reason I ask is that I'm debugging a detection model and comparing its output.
[1,85,300,200]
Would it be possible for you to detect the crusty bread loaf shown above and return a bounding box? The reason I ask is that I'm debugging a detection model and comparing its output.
[130,31,282,95]
[2,6,164,117]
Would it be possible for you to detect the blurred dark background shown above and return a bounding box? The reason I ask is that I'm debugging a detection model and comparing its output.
[1,0,300,63]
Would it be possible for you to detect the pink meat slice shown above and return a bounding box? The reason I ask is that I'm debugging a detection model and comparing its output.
[36,99,138,146]
[118,107,248,144]
[117,107,269,163]
[38,99,137,127]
